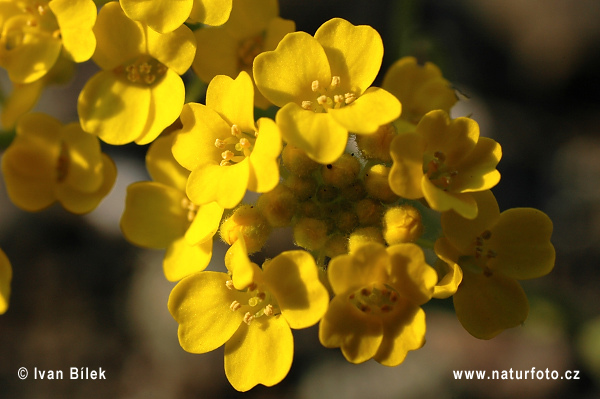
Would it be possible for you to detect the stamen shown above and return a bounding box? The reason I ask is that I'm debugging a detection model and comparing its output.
[231,124,241,136]
[215,138,226,149]
[344,93,356,104]
[311,80,320,92]
[230,301,242,311]
[221,150,234,161]
[225,280,234,290]
[243,312,254,325]
[302,101,313,110]
[238,138,251,149]
[264,304,274,316]
[317,95,329,106]
[330,76,341,89]
[334,94,344,104]
[220,160,231,166]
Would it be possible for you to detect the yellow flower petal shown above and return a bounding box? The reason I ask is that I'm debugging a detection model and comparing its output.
[78,71,150,145]
[374,303,426,366]
[145,134,189,191]
[120,181,189,248]
[318,295,383,364]
[164,236,213,281]
[452,137,502,192]
[224,316,293,392]
[187,161,250,209]
[253,31,331,107]
[328,243,389,295]
[419,111,478,166]
[247,117,281,193]
[388,132,426,199]
[386,243,436,306]
[453,269,529,340]
[192,27,238,82]
[168,271,245,353]
[224,235,255,290]
[55,153,116,214]
[224,0,278,39]
[314,18,383,94]
[276,103,347,164]
[206,72,256,134]
[121,0,193,34]
[262,250,329,329]
[49,0,96,62]
[0,249,11,315]
[327,87,401,134]
[487,208,556,280]
[185,202,223,245]
[92,2,146,70]
[61,122,103,193]
[0,79,44,129]
[432,238,463,299]
[134,69,186,145]
[146,24,196,74]
[189,0,232,27]
[421,176,478,219]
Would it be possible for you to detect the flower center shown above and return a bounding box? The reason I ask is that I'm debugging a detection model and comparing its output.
[215,124,257,166]
[226,281,279,325]
[237,34,264,72]
[114,56,167,86]
[2,2,59,51]
[348,283,399,315]
[424,151,458,190]
[301,76,357,112]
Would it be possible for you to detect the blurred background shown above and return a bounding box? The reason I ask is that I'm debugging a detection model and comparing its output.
[1,0,600,397]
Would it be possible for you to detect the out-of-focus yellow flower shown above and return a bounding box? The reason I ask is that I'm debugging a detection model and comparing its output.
[168,237,329,391]
[382,56,458,126]
[437,190,555,339]
[121,134,223,281]
[1,54,74,130]
[120,0,232,33]
[78,2,196,145]
[319,242,437,366]
[0,0,96,83]
[192,0,295,109]
[1,112,116,213]
[0,248,11,315]
[389,110,501,219]
[172,71,281,209]
[253,18,400,164]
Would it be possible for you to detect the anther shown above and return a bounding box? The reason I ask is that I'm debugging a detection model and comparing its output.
[311,80,320,92]
[230,300,242,311]
[220,160,231,166]
[359,304,371,313]
[215,138,226,149]
[361,288,371,296]
[143,74,156,84]
[225,280,234,290]
[434,151,446,162]
[243,312,254,325]
[481,230,492,240]
[334,94,344,104]
[239,138,251,149]
[344,93,356,104]
[317,95,328,105]
[301,101,313,110]
[330,76,341,88]
[222,150,234,161]
[264,304,274,316]
[486,249,497,259]
[231,124,241,136]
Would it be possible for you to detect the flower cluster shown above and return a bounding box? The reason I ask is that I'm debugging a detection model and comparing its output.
[0,0,556,392]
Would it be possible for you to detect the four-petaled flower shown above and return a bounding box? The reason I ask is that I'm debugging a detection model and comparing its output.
[389,110,502,219]
[172,71,282,209]
[253,17,401,164]
[319,242,437,366]
[436,190,555,339]
[168,236,329,391]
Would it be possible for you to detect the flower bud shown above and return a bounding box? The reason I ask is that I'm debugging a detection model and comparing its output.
[383,205,423,244]
[323,233,348,258]
[340,180,367,202]
[364,164,399,203]
[355,123,396,162]
[355,198,383,226]
[284,174,317,201]
[293,217,329,251]
[220,205,271,253]
[321,154,361,188]
[257,185,298,228]
[282,144,320,176]
[348,226,385,254]
[316,185,339,203]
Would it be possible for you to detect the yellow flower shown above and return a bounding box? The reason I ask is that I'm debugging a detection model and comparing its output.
[382,56,458,126]
[77,2,196,145]
[1,112,116,213]
[192,0,295,109]
[253,18,401,164]
[120,0,232,33]
[120,134,223,281]
[319,242,437,366]
[389,110,501,219]
[168,237,329,391]
[172,71,282,209]
[436,190,556,339]
[0,248,11,315]
[0,0,96,83]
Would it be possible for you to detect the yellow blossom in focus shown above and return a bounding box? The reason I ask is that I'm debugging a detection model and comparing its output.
[168,237,329,391]
[0,248,11,314]
[120,0,232,33]
[0,0,96,83]
[1,112,116,213]
[77,2,196,145]
[253,18,401,164]
[172,71,282,209]
[389,110,501,219]
[437,190,555,339]
[120,133,223,281]
[319,242,437,365]
[192,0,295,109]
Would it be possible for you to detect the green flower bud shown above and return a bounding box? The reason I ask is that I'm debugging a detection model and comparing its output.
[257,185,298,228]
[355,198,383,226]
[284,174,317,201]
[316,185,339,203]
[340,180,367,202]
[282,143,320,176]
[321,154,361,188]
